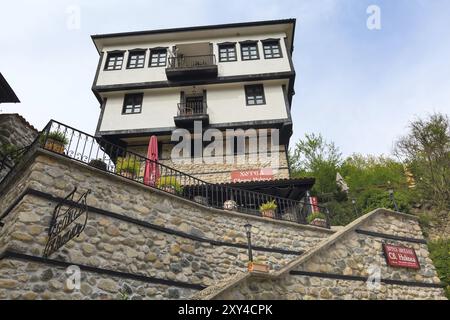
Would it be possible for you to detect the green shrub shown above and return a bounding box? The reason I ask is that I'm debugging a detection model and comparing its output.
[156,176,183,194]
[116,157,140,176]
[307,212,326,224]
[428,239,450,299]
[39,131,69,145]
[259,200,277,212]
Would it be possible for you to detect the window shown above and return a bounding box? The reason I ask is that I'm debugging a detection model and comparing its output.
[240,41,259,60]
[263,40,282,59]
[127,50,146,69]
[245,85,265,105]
[218,43,237,62]
[122,93,143,114]
[149,49,167,67]
[104,52,124,70]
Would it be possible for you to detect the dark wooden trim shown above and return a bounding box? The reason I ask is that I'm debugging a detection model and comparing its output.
[126,49,147,69]
[1,250,205,290]
[244,84,266,106]
[92,19,296,40]
[0,188,303,256]
[93,71,294,93]
[95,97,107,137]
[282,84,292,120]
[289,270,444,289]
[355,229,427,244]
[121,93,143,115]
[91,51,105,94]
[218,43,238,62]
[262,38,283,59]
[148,48,167,68]
[240,40,260,61]
[97,118,292,138]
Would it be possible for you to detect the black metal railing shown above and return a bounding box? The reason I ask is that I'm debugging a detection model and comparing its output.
[0,145,34,179]
[168,55,216,69]
[4,119,331,228]
[177,101,208,116]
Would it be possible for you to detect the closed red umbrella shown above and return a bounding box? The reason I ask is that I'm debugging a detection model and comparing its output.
[144,135,160,186]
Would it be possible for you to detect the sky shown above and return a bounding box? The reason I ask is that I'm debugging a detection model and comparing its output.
[1,0,449,157]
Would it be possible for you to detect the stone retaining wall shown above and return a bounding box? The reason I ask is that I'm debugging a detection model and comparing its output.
[208,210,447,300]
[0,149,331,299]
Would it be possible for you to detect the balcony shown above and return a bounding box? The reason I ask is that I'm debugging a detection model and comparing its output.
[174,100,209,128]
[166,55,218,80]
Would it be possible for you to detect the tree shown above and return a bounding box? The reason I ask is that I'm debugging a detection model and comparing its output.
[289,133,342,196]
[395,113,450,209]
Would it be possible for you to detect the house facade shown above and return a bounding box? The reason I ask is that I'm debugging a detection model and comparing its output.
[92,19,313,199]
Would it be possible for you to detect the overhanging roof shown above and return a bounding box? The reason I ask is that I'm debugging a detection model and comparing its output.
[91,19,296,55]
[0,73,20,104]
[221,177,315,201]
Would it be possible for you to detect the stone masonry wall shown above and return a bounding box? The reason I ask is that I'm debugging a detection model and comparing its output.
[212,210,447,300]
[129,145,290,184]
[0,149,331,299]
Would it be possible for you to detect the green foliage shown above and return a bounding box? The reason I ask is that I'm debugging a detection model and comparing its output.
[156,176,183,194]
[306,212,326,224]
[39,131,69,145]
[290,133,341,195]
[116,157,141,175]
[0,143,19,156]
[395,113,450,209]
[358,188,411,213]
[259,200,277,212]
[428,239,450,299]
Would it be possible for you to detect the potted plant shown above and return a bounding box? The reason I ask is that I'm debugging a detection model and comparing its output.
[116,157,140,179]
[259,200,277,218]
[307,212,328,228]
[156,176,183,195]
[40,131,68,154]
[248,259,269,273]
[89,158,107,171]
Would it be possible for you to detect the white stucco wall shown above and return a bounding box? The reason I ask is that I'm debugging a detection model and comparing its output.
[99,80,289,132]
[95,32,292,87]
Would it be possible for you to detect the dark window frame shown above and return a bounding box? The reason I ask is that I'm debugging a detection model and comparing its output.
[218,42,237,62]
[104,51,125,71]
[245,84,266,106]
[122,93,144,115]
[126,49,147,69]
[262,39,283,59]
[240,41,260,61]
[149,48,167,67]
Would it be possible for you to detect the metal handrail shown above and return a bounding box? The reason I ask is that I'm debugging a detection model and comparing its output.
[5,119,331,228]
[168,54,216,69]
[177,101,207,116]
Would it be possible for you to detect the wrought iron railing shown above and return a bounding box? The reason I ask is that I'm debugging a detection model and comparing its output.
[177,101,208,116]
[3,120,331,228]
[168,55,216,69]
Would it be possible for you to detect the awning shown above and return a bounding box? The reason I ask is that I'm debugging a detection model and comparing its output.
[219,177,315,201]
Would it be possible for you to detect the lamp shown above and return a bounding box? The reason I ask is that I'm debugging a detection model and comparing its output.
[244,223,253,263]
[388,189,399,212]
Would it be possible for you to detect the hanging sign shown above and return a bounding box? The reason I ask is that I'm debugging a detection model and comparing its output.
[383,244,420,269]
[231,168,274,182]
[43,187,91,258]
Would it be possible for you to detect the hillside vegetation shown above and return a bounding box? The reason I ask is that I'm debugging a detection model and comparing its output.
[289,112,450,297]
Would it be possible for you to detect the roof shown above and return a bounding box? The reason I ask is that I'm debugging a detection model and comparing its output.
[221,177,315,201]
[0,73,20,104]
[0,113,38,133]
[91,19,296,55]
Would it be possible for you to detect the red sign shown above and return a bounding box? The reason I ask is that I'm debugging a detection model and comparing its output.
[383,244,420,269]
[231,169,274,183]
[310,196,319,213]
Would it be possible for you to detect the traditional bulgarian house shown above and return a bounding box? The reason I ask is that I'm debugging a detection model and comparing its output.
[91,19,314,202]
